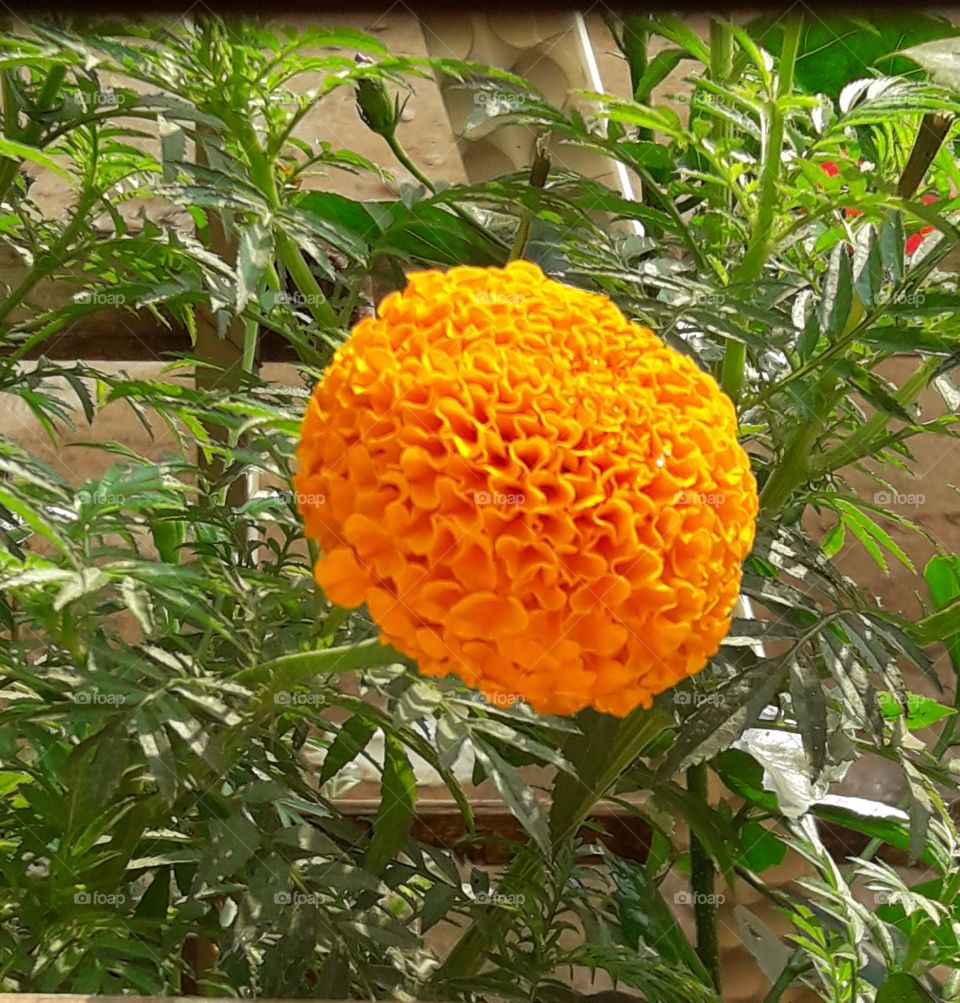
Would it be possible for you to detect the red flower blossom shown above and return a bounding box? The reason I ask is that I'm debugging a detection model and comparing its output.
[820,163,939,253]
[905,194,939,255]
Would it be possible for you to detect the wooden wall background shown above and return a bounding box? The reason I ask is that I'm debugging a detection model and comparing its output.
[3,12,958,1002]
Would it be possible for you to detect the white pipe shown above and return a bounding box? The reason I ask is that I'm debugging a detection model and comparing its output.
[573,11,644,236]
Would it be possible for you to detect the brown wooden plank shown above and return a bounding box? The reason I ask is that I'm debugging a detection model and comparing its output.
[335,797,653,862]
[13,314,298,362]
[0,997,405,1003]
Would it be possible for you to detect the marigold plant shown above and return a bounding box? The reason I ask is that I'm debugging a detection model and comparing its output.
[295,261,758,715]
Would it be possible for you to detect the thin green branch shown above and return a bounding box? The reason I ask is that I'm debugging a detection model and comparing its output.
[0,64,68,204]
[384,131,511,253]
[687,761,721,992]
[0,195,95,326]
[508,138,550,262]
[720,15,802,405]
[237,123,340,331]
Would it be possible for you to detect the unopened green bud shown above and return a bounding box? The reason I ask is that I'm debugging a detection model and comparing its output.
[356,75,397,138]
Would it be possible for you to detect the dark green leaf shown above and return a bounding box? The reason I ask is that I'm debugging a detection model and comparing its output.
[789,656,828,778]
[319,714,378,786]
[924,555,960,672]
[472,738,551,857]
[819,241,853,340]
[134,705,177,804]
[880,211,906,281]
[609,852,711,983]
[237,219,275,313]
[875,971,937,1002]
[198,813,261,884]
[737,820,787,873]
[364,733,416,874]
[852,224,883,308]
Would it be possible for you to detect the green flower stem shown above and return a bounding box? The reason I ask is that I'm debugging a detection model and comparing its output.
[384,131,437,194]
[761,952,809,1002]
[238,124,339,331]
[433,707,672,986]
[0,64,68,204]
[0,193,94,327]
[508,140,550,262]
[237,637,409,689]
[1,69,18,140]
[384,131,511,253]
[812,355,941,476]
[758,408,825,514]
[687,761,721,991]
[709,18,733,83]
[708,15,734,161]
[759,289,914,513]
[275,229,338,329]
[690,27,736,983]
[240,316,258,374]
[720,15,802,405]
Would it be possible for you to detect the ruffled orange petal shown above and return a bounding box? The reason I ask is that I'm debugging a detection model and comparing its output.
[295,261,758,717]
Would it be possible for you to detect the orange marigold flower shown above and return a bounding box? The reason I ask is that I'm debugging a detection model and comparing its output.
[295,261,758,717]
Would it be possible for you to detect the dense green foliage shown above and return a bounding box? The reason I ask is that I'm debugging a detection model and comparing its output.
[1,13,960,1002]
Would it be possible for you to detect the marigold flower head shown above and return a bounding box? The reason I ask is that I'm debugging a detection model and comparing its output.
[295,261,758,717]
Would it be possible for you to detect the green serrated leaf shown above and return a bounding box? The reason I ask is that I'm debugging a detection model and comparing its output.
[852,224,883,308]
[53,568,110,611]
[472,738,551,857]
[880,211,906,281]
[821,519,846,557]
[319,714,378,786]
[364,733,416,874]
[609,852,711,982]
[198,813,261,884]
[237,219,275,313]
[819,241,854,340]
[120,575,154,635]
[924,555,960,672]
[737,820,787,873]
[878,690,956,729]
[789,656,828,778]
[134,705,177,804]
[875,971,937,1002]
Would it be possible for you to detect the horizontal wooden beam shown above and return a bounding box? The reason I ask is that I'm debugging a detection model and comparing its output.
[336,797,907,866]
[14,313,299,363]
[0,997,401,1003]
[0,0,926,10]
[336,797,653,862]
